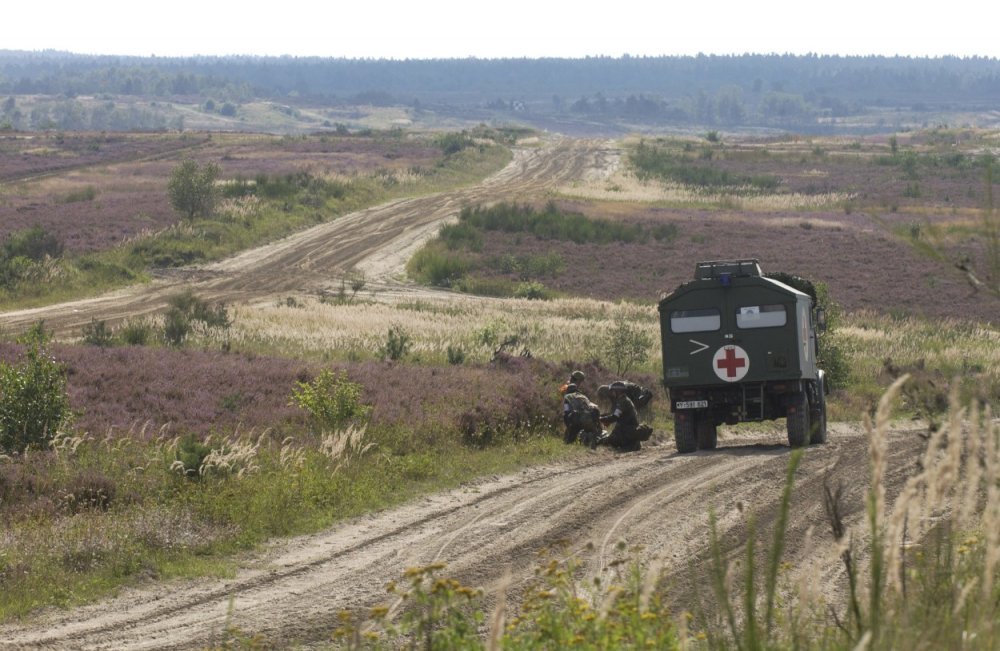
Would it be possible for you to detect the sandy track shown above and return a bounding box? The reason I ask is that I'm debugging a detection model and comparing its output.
[0,136,928,648]
[0,425,925,649]
[1,137,611,337]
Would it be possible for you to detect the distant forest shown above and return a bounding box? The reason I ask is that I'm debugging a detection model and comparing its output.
[2,51,999,133]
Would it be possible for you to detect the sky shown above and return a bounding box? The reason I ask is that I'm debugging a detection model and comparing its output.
[5,0,998,60]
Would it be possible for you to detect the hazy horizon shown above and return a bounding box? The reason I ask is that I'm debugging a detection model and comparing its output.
[6,0,998,61]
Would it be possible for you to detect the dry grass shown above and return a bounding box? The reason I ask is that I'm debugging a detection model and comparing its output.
[557,170,852,212]
[217,294,659,369]
[838,310,1000,388]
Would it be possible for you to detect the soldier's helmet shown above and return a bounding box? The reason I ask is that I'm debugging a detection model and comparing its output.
[570,370,585,383]
[564,383,578,394]
[609,381,628,393]
[597,385,611,400]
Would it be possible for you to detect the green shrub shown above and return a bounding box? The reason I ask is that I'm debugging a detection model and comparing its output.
[118,317,155,346]
[58,186,97,204]
[174,434,213,478]
[161,289,232,347]
[2,225,64,262]
[439,222,483,251]
[168,159,221,220]
[80,318,114,347]
[629,140,780,193]
[407,246,468,287]
[446,345,466,365]
[459,202,646,245]
[381,323,413,361]
[162,307,192,347]
[0,334,70,453]
[514,281,550,300]
[602,312,653,375]
[290,369,371,432]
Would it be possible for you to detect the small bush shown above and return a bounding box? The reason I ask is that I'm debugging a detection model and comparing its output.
[118,317,155,346]
[0,335,70,453]
[161,289,232,346]
[514,281,550,300]
[602,312,653,375]
[381,324,413,361]
[80,318,114,347]
[290,369,371,432]
[2,225,64,262]
[58,186,97,204]
[174,434,213,478]
[446,345,466,365]
[407,246,468,287]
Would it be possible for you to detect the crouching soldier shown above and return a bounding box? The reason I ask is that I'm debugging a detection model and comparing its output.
[562,383,603,447]
[598,379,654,420]
[596,381,653,452]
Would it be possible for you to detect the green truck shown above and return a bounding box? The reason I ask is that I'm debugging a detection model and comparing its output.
[658,259,828,452]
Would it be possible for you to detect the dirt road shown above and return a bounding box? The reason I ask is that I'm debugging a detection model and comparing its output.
[0,425,925,649]
[1,137,618,337]
[0,136,927,648]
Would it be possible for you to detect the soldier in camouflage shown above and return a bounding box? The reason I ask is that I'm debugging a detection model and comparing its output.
[596,382,652,452]
[561,382,603,446]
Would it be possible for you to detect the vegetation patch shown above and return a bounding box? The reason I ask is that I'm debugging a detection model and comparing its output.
[630,139,781,193]
[408,201,677,297]
[0,133,511,309]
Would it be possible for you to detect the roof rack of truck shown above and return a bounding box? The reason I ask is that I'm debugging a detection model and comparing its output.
[694,259,762,280]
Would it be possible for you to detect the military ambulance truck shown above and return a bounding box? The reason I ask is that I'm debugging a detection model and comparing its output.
[658,259,828,452]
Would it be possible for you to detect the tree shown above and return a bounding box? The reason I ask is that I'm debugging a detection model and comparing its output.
[167,159,221,220]
[603,312,653,375]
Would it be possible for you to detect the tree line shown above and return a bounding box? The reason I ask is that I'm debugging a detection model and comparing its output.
[1,51,999,131]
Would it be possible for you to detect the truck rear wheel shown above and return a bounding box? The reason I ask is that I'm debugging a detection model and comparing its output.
[786,392,810,448]
[697,418,718,450]
[674,412,697,453]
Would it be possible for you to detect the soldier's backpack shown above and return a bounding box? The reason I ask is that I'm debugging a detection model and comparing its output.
[563,392,596,420]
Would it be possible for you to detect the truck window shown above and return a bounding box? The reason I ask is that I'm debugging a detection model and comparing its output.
[670,308,721,333]
[736,304,787,329]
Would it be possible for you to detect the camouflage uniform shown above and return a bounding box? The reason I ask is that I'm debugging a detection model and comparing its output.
[562,388,602,445]
[598,392,651,451]
[599,381,653,419]
[619,381,653,410]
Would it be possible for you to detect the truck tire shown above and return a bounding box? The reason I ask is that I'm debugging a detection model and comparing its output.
[674,412,697,454]
[697,418,718,450]
[786,392,810,448]
[809,376,828,444]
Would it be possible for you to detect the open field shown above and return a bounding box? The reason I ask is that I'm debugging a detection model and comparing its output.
[0,131,446,254]
[0,131,997,648]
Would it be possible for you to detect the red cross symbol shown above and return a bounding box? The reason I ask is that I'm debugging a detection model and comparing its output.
[716,347,747,378]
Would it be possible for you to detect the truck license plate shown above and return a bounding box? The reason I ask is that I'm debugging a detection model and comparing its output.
[675,400,708,409]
